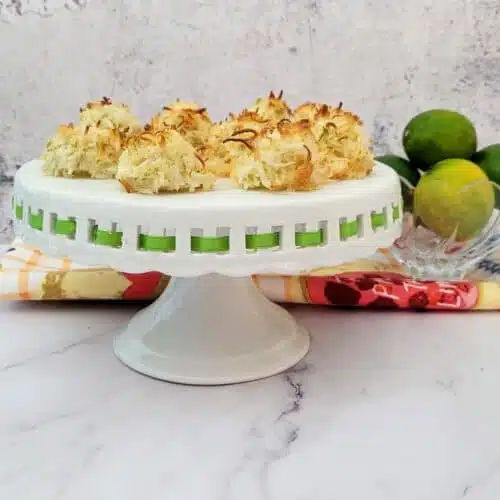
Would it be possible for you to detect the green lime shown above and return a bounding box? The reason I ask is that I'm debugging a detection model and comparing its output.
[471,144,500,208]
[376,154,420,211]
[414,159,494,241]
[403,109,477,169]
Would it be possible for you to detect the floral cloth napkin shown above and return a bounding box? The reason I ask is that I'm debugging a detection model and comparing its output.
[2,239,500,310]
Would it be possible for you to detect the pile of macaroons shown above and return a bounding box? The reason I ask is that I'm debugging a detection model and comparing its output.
[41,92,374,194]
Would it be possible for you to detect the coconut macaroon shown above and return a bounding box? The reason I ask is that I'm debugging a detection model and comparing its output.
[200,120,264,178]
[274,119,333,186]
[315,103,374,180]
[42,123,122,179]
[273,119,318,157]
[295,101,374,180]
[149,99,213,149]
[42,124,84,178]
[229,110,271,134]
[294,101,325,122]
[204,91,298,181]
[78,125,123,179]
[200,110,273,178]
[204,127,262,178]
[198,139,237,179]
[231,120,318,191]
[79,97,142,138]
[115,129,215,194]
[246,90,293,124]
[212,110,273,148]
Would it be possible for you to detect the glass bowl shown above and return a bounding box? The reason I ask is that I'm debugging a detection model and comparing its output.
[390,178,500,281]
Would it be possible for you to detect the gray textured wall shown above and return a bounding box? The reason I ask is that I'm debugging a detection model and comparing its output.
[0,0,498,242]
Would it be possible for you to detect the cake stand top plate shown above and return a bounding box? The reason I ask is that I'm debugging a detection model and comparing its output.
[13,160,403,276]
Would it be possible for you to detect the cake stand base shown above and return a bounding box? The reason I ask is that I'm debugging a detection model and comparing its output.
[114,274,310,385]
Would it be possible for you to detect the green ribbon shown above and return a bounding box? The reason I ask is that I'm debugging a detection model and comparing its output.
[339,219,359,240]
[371,211,386,231]
[139,234,176,252]
[93,228,123,248]
[29,212,43,231]
[54,219,76,237]
[246,232,280,250]
[19,207,400,250]
[392,204,401,221]
[295,229,324,247]
[15,204,23,220]
[191,235,230,253]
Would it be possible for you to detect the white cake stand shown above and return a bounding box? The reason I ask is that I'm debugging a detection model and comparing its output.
[13,160,402,385]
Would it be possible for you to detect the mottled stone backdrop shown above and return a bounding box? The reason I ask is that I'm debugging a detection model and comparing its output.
[0,0,498,242]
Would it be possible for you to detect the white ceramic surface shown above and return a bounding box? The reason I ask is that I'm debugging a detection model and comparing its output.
[114,274,309,385]
[2,298,500,500]
[12,160,402,384]
[14,160,402,275]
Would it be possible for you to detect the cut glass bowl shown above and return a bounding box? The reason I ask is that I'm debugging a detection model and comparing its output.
[390,178,500,281]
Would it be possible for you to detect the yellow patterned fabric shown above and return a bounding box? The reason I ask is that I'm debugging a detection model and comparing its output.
[1,240,500,309]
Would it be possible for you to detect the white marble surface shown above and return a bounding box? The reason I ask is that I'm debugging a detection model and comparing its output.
[2,298,500,500]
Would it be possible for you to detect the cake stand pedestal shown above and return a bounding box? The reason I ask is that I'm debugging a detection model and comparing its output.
[115,274,308,384]
[13,160,402,385]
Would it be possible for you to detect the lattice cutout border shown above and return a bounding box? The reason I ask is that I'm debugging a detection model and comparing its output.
[13,198,401,254]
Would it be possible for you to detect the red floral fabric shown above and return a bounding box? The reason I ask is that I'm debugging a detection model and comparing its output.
[305,272,479,310]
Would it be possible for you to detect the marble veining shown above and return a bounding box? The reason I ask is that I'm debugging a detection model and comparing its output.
[1,0,500,242]
[0,0,88,21]
[2,301,500,499]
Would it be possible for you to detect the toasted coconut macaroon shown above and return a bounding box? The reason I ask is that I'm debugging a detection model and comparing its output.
[197,143,233,178]
[294,101,326,122]
[200,129,260,178]
[274,119,318,157]
[42,123,122,179]
[149,99,212,149]
[42,124,85,178]
[296,101,374,180]
[246,90,293,124]
[230,110,271,134]
[116,128,215,194]
[200,112,269,178]
[232,124,315,191]
[275,119,333,186]
[209,110,271,146]
[78,125,123,179]
[79,96,141,138]
[312,102,374,180]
